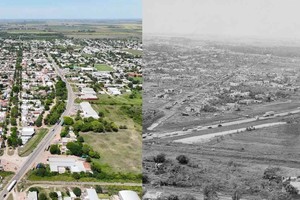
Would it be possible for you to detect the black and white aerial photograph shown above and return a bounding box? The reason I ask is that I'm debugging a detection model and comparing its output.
[142,0,300,199]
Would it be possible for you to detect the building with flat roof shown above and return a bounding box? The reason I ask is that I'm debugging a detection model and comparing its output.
[119,190,140,200]
[80,102,99,119]
[48,156,86,173]
[85,188,99,200]
[107,87,121,96]
[21,126,35,144]
[27,191,38,200]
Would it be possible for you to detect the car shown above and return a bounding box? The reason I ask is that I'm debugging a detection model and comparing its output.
[207,126,212,129]
[218,124,222,127]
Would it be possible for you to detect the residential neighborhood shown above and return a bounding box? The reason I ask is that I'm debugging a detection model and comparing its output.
[0,19,142,200]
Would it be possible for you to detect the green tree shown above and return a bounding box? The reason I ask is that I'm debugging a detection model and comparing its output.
[95,185,102,193]
[66,142,82,156]
[91,121,104,132]
[50,144,61,155]
[39,193,48,200]
[35,114,43,127]
[72,172,81,180]
[63,116,74,125]
[49,192,58,200]
[72,187,82,197]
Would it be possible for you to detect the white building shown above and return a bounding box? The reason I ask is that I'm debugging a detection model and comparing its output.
[80,102,99,119]
[107,87,121,96]
[21,127,35,144]
[48,156,86,173]
[85,188,99,200]
[80,87,98,100]
[27,191,38,200]
[119,190,140,200]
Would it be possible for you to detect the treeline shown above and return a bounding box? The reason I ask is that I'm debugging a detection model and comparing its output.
[0,32,65,40]
[32,163,142,183]
[72,117,119,133]
[7,127,22,147]
[44,78,67,125]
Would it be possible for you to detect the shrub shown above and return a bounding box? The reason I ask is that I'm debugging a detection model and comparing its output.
[154,153,166,163]
[176,155,189,165]
[95,185,103,193]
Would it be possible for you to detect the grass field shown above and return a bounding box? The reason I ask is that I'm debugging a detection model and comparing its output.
[82,130,142,174]
[123,48,142,56]
[94,64,114,71]
[18,128,48,157]
[91,93,142,106]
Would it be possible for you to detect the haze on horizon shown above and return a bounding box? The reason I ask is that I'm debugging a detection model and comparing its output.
[143,0,300,41]
[0,0,141,20]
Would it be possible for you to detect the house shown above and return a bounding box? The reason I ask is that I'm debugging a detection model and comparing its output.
[80,102,99,119]
[27,191,38,200]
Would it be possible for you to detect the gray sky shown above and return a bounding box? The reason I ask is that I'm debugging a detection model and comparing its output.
[143,0,300,40]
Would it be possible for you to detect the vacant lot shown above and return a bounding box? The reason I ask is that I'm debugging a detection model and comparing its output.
[82,130,141,174]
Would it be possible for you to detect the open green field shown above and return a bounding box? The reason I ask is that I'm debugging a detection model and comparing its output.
[95,64,114,72]
[123,48,142,56]
[82,130,141,174]
[92,93,142,106]
[18,128,48,157]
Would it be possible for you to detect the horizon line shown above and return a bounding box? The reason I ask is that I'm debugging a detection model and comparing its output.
[0,18,142,21]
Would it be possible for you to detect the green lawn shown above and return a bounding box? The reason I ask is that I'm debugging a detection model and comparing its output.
[94,64,114,72]
[18,128,48,157]
[123,48,142,56]
[90,93,142,106]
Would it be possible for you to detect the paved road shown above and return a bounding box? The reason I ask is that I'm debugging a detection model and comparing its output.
[145,108,300,140]
[26,181,142,187]
[174,121,287,144]
[1,55,75,199]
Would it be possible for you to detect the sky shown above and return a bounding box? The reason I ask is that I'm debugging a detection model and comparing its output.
[0,0,141,19]
[144,0,300,40]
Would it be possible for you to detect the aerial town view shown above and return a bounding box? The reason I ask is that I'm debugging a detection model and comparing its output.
[0,1,142,200]
[143,0,300,199]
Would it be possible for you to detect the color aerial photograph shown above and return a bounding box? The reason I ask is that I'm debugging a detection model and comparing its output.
[143,0,300,199]
[0,0,142,199]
